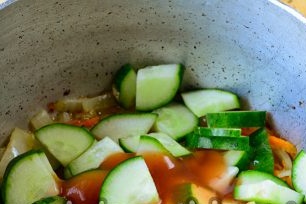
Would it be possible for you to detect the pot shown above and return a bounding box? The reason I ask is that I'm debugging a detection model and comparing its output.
[0,0,305,150]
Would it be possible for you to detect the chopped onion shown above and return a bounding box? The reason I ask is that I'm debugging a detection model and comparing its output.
[82,93,117,112]
[0,148,5,160]
[56,112,71,123]
[277,169,292,178]
[274,149,292,170]
[209,166,239,195]
[54,98,85,112]
[30,109,54,130]
[0,128,36,179]
[53,93,117,114]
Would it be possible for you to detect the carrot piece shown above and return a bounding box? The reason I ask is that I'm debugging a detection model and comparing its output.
[269,135,297,157]
[68,116,100,128]
[81,116,100,128]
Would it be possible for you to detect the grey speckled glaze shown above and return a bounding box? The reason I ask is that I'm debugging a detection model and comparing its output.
[0,0,306,149]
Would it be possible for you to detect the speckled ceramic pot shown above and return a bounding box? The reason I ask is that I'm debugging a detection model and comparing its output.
[0,0,306,149]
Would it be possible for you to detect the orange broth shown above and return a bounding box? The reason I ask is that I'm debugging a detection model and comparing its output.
[60,150,226,204]
[61,170,108,203]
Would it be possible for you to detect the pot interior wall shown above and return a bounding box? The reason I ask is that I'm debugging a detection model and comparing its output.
[0,0,306,149]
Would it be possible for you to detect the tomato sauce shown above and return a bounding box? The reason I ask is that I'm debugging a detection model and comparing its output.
[60,150,226,204]
[99,152,135,170]
[142,150,226,202]
[60,170,108,203]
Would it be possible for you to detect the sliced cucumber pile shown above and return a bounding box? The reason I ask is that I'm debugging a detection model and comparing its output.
[206,111,266,128]
[1,150,60,204]
[99,156,160,204]
[186,133,250,151]
[186,127,250,151]
[194,127,241,137]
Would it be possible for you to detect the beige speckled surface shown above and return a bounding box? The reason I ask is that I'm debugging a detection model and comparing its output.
[0,0,306,150]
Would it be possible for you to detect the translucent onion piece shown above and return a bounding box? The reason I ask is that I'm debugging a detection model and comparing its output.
[209,166,239,195]
[277,169,292,178]
[82,93,117,112]
[274,149,292,170]
[56,112,71,123]
[30,109,54,130]
[54,98,85,112]
[0,128,36,179]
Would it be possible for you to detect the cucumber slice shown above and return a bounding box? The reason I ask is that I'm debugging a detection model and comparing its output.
[137,136,170,155]
[186,133,249,151]
[35,123,95,166]
[136,64,184,111]
[152,103,198,140]
[223,150,250,170]
[141,133,191,157]
[234,180,304,204]
[65,137,123,177]
[99,156,160,204]
[292,150,306,202]
[236,170,289,187]
[123,133,191,157]
[112,64,137,109]
[173,183,217,204]
[206,111,266,128]
[194,127,241,137]
[181,89,240,117]
[91,113,157,141]
[249,128,274,174]
[32,196,67,204]
[2,150,60,204]
[119,135,140,153]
